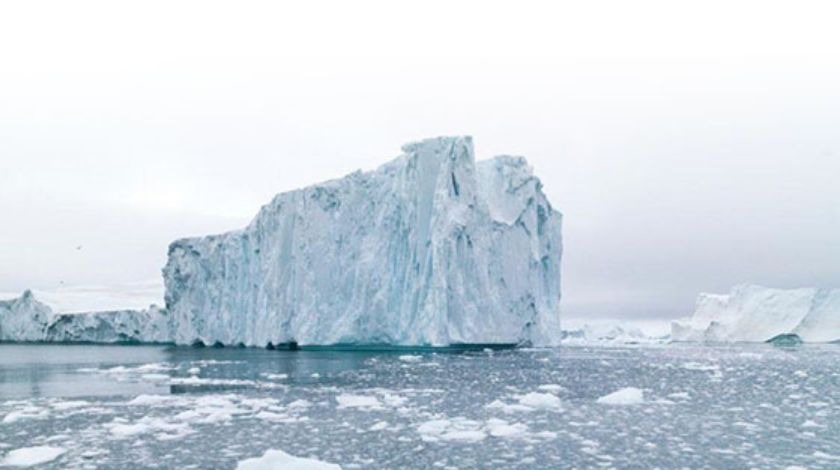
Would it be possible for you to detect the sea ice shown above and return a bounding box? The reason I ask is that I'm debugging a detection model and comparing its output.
[516,392,562,410]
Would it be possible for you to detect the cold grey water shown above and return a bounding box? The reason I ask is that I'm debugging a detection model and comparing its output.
[0,343,838,469]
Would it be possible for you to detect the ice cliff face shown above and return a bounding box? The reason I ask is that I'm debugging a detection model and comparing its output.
[0,291,52,342]
[0,291,171,344]
[164,136,563,347]
[672,285,840,343]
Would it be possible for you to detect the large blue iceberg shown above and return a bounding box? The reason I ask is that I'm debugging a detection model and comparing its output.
[164,136,563,347]
[1,137,563,347]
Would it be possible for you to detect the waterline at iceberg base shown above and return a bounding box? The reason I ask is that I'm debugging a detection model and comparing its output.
[1,136,563,349]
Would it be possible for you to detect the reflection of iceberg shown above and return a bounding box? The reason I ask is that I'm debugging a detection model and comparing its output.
[672,285,840,343]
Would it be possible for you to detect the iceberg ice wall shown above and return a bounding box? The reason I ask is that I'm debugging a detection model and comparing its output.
[0,291,171,344]
[672,285,840,343]
[163,136,563,347]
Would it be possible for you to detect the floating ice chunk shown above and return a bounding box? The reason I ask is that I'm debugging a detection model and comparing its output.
[517,392,562,411]
[485,400,534,414]
[260,373,289,380]
[369,421,389,431]
[335,394,382,410]
[813,451,840,461]
[50,400,90,411]
[0,446,66,467]
[236,449,341,470]
[536,384,565,394]
[398,355,423,363]
[681,362,719,372]
[2,407,49,424]
[417,418,487,443]
[105,416,193,440]
[126,395,176,406]
[597,387,645,405]
[287,399,312,409]
[485,419,528,438]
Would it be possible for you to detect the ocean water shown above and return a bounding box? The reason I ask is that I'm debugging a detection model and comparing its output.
[0,343,838,469]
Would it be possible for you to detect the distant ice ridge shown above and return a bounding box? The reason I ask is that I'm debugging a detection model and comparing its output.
[560,318,670,345]
[561,324,658,345]
[164,136,563,347]
[0,290,170,344]
[672,285,840,343]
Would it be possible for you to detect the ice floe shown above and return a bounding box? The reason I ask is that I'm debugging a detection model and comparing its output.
[0,446,66,467]
[597,387,645,405]
[236,449,341,470]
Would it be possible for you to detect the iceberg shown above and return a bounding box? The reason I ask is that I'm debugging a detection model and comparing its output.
[0,290,171,344]
[671,285,840,343]
[163,136,563,347]
[1,137,562,347]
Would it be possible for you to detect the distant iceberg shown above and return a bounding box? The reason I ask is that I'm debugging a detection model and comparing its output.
[0,290,170,344]
[671,285,840,343]
[164,136,563,347]
[560,320,668,345]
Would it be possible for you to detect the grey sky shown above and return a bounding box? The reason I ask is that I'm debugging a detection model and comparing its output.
[1,1,839,320]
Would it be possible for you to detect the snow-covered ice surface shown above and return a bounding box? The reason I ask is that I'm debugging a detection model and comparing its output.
[672,285,840,342]
[1,343,839,469]
[163,136,562,347]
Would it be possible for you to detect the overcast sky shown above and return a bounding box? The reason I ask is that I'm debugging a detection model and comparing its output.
[1,1,839,320]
